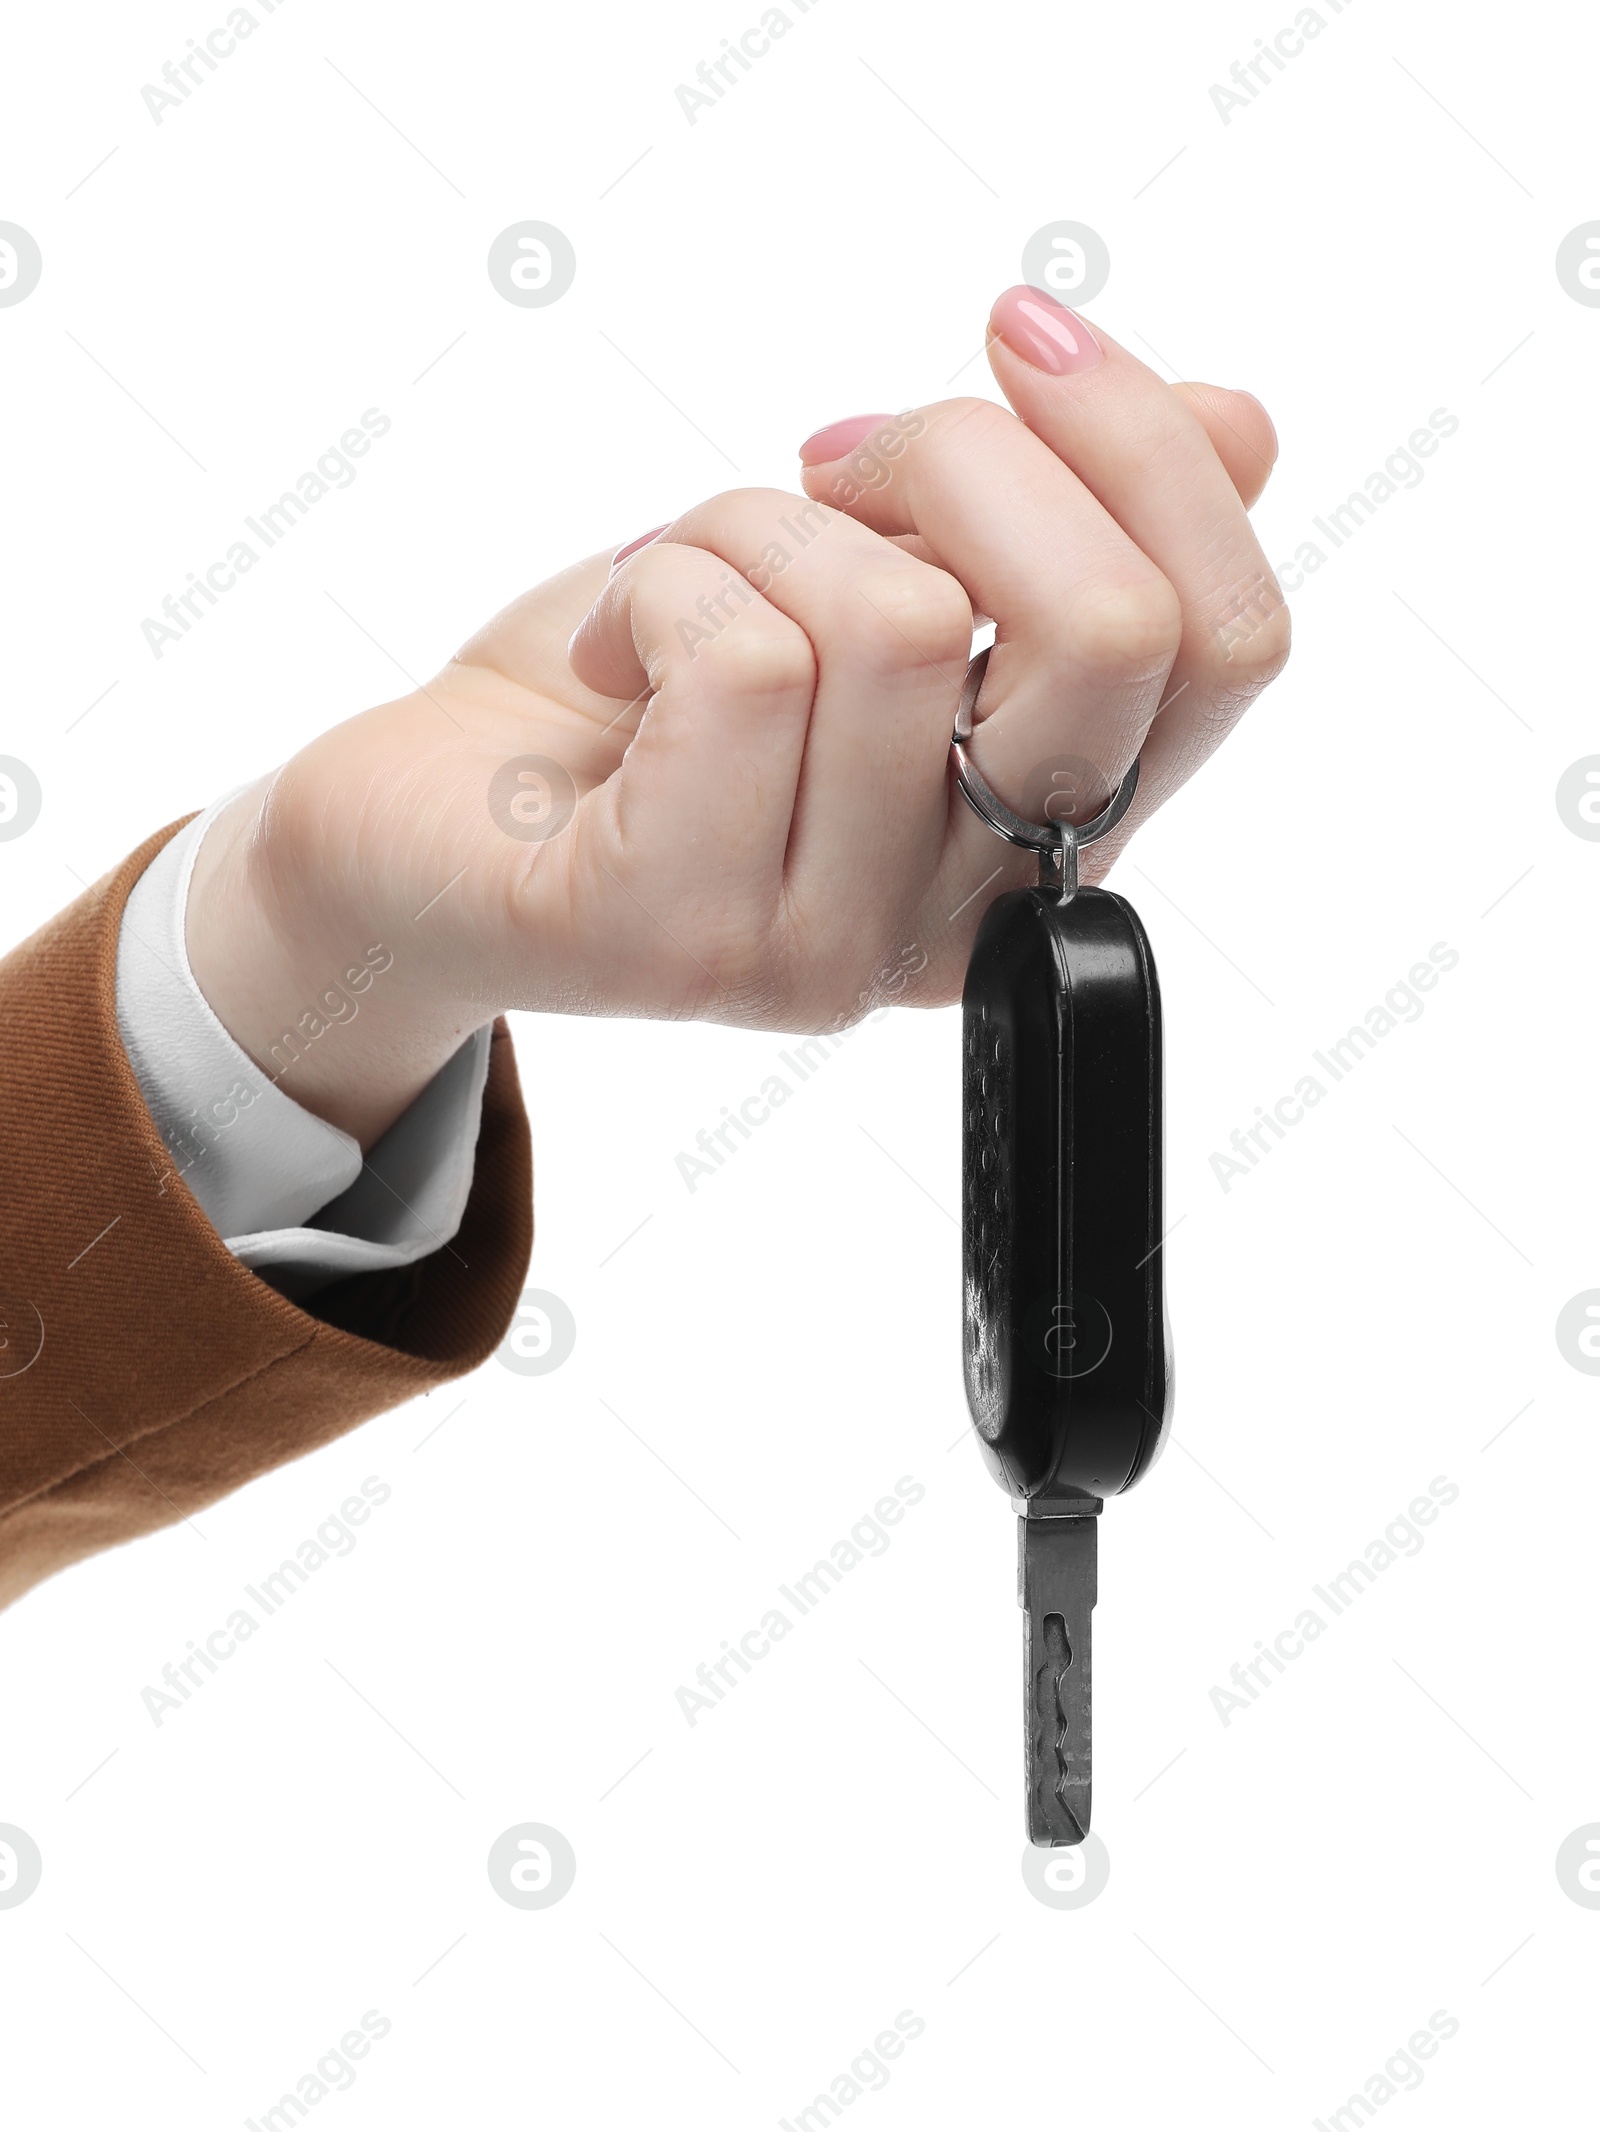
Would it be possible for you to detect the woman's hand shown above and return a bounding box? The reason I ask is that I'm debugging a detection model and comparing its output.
[186,286,1289,1148]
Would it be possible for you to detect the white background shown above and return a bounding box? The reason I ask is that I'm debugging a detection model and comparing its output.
[1,0,1596,2125]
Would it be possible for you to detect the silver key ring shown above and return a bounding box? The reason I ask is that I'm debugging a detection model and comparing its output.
[949,644,1140,898]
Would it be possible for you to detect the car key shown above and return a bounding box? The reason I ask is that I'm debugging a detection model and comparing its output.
[953,647,1172,1846]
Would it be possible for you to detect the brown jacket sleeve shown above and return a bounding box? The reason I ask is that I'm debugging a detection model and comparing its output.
[0,819,533,1608]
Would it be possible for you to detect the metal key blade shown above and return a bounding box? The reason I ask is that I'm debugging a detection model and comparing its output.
[1019,1508,1099,1845]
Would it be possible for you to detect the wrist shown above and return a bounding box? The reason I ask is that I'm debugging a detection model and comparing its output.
[185,779,478,1149]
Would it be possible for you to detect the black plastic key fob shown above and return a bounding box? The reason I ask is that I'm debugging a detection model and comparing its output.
[962,883,1171,1505]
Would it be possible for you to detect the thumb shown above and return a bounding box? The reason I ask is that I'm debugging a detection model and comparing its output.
[452,550,623,720]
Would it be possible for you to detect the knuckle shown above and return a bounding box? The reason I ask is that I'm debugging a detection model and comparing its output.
[697,486,784,522]
[1062,574,1183,684]
[701,617,816,703]
[1206,578,1293,690]
[848,566,973,675]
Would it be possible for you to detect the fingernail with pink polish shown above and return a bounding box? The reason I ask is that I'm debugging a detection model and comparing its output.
[988,286,1103,377]
[798,414,895,466]
[611,524,668,572]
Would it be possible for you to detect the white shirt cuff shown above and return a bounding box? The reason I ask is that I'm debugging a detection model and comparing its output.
[114,800,491,1301]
